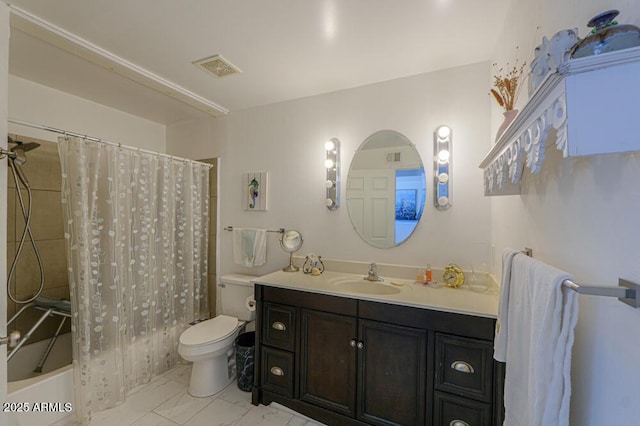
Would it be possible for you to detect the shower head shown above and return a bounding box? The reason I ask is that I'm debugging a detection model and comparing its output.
[10,141,41,152]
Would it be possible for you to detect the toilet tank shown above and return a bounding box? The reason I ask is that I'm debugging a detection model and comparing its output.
[219,274,256,321]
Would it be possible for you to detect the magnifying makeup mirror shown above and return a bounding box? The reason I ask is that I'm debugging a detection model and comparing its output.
[280,230,303,272]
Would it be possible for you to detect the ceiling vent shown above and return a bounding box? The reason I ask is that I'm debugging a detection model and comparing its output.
[386,152,401,163]
[193,54,242,78]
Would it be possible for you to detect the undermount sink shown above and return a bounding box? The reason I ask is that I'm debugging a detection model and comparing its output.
[330,278,402,295]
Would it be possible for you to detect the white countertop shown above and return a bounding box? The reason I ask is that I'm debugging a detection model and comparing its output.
[253,270,499,319]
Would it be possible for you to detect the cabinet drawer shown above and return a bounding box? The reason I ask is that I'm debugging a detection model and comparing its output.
[433,391,492,426]
[261,347,294,398]
[435,333,493,402]
[263,302,296,351]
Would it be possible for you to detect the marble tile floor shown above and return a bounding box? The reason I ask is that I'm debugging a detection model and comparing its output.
[52,364,325,426]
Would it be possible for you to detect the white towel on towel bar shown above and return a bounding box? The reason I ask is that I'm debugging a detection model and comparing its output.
[233,228,267,267]
[494,250,578,426]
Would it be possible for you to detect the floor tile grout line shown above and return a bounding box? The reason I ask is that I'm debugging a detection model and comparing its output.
[141,411,181,426]
[145,378,192,417]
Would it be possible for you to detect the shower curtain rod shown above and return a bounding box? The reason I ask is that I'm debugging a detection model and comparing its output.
[8,118,213,168]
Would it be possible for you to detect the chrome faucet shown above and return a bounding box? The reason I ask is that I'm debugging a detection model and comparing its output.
[364,263,383,281]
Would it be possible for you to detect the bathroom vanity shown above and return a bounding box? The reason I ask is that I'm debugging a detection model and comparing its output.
[251,270,504,426]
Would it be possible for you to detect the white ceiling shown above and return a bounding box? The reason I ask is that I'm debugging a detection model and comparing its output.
[8,0,510,125]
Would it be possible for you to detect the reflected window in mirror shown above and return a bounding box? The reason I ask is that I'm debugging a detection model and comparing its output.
[347,130,426,248]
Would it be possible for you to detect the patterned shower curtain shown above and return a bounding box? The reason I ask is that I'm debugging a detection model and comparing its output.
[58,136,209,424]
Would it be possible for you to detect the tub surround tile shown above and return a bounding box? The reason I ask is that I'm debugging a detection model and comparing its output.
[16,238,68,296]
[199,157,217,197]
[209,196,217,235]
[208,273,217,318]
[7,165,16,188]
[208,238,216,270]
[7,188,16,242]
[15,189,64,241]
[14,304,68,343]
[6,242,16,319]
[16,139,62,191]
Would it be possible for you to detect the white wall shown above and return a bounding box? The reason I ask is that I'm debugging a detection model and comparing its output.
[8,76,166,151]
[168,62,493,278]
[492,1,640,424]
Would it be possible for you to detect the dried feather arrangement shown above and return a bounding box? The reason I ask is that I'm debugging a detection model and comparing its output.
[491,49,527,111]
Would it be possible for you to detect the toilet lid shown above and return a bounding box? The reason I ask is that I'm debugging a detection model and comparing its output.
[180,315,239,347]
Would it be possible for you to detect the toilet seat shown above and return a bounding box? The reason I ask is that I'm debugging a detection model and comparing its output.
[180,315,239,347]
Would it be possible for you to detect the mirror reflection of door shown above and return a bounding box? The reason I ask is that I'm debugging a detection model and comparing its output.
[347,169,396,247]
[347,130,426,248]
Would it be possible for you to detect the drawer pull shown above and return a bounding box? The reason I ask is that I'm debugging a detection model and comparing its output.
[272,322,287,331]
[350,339,357,347]
[270,366,285,376]
[450,421,469,426]
[451,361,475,374]
[357,341,364,349]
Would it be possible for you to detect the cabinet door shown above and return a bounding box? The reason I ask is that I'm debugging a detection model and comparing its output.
[299,309,357,417]
[358,319,427,426]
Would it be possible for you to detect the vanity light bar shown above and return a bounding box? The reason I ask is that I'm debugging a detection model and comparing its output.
[434,125,452,210]
[325,138,340,210]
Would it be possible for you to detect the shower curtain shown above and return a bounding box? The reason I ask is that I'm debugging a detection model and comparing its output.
[58,136,209,424]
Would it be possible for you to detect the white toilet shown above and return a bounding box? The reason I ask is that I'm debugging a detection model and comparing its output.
[178,274,256,397]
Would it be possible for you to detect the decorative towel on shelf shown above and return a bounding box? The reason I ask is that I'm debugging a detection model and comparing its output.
[494,249,579,426]
[233,228,267,267]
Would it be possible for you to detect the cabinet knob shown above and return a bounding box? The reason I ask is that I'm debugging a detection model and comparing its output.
[451,361,475,374]
[350,339,357,347]
[450,421,469,426]
[270,366,285,376]
[357,341,364,349]
[272,321,287,331]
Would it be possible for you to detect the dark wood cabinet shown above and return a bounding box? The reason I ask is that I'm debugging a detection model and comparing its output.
[253,284,504,426]
[300,309,357,416]
[433,391,492,426]
[435,334,494,403]
[357,319,427,426]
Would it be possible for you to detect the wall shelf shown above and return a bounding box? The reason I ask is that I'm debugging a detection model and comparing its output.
[480,46,640,196]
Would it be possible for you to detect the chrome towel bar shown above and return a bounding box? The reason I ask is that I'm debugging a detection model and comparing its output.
[522,249,639,308]
[224,226,285,234]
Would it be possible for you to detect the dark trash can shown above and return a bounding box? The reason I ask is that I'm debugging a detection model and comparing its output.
[235,331,255,392]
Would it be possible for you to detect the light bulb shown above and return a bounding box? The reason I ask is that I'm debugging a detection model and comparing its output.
[325,180,334,188]
[325,159,334,168]
[325,140,335,151]
[437,172,449,184]
[438,150,450,163]
[325,198,334,207]
[437,126,451,139]
[438,196,449,207]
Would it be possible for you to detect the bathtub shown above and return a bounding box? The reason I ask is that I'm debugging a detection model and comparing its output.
[7,332,75,426]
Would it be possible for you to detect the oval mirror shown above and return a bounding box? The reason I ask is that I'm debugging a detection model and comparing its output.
[346,130,426,248]
[280,230,303,272]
